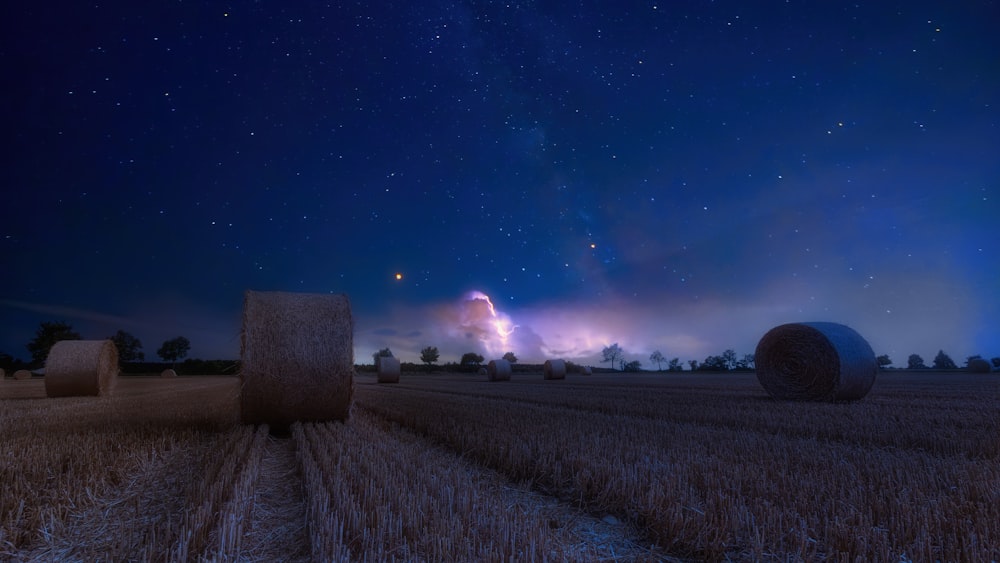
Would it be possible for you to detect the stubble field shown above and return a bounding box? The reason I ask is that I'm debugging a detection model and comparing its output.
[1,370,997,562]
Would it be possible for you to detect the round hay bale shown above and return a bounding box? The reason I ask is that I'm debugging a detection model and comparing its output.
[581,366,592,375]
[543,359,566,380]
[240,290,354,427]
[967,358,992,373]
[377,356,400,383]
[477,367,488,376]
[44,340,118,397]
[161,368,178,378]
[487,359,511,381]
[0,367,5,380]
[13,369,32,380]
[755,322,876,402]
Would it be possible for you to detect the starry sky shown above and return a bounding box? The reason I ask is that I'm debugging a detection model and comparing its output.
[2,1,997,368]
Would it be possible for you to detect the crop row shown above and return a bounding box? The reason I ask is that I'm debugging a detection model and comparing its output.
[378,372,999,459]
[355,382,1000,561]
[293,407,653,561]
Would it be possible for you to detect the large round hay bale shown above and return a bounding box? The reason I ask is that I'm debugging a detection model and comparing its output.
[580,366,592,375]
[377,356,400,383]
[543,359,566,380]
[755,322,876,402]
[161,368,178,378]
[13,369,32,380]
[487,359,511,381]
[967,358,992,373]
[45,340,118,397]
[240,290,354,427]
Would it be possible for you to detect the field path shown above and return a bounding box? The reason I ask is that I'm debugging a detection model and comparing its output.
[240,434,310,562]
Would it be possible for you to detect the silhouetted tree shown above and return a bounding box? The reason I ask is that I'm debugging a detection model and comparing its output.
[701,355,727,371]
[601,343,624,371]
[372,347,393,366]
[157,336,191,367]
[649,350,665,371]
[110,329,144,363]
[737,353,755,370]
[668,358,682,371]
[27,321,81,366]
[502,351,518,364]
[992,357,1000,370]
[721,349,737,370]
[420,346,439,371]
[688,359,699,371]
[460,352,484,366]
[907,354,926,369]
[932,350,957,370]
[877,354,892,369]
[623,359,642,372]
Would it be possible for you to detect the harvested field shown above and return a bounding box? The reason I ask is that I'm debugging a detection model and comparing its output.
[1,371,997,561]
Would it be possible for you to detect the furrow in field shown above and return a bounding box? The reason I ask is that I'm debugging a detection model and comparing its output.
[355,383,1000,562]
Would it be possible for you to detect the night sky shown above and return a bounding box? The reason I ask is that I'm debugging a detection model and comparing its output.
[2,1,997,368]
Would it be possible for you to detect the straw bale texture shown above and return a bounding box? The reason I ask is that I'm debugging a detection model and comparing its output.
[377,356,400,383]
[543,359,567,380]
[487,359,512,381]
[967,358,992,373]
[44,340,118,397]
[240,290,354,427]
[161,368,178,378]
[755,322,876,401]
[13,369,31,380]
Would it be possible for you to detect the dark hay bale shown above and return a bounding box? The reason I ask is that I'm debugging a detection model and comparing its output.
[240,290,354,427]
[580,366,592,375]
[755,322,877,402]
[543,359,566,380]
[967,358,992,373]
[44,340,118,397]
[13,369,31,380]
[377,356,400,383]
[477,367,488,376]
[487,359,511,381]
[161,368,178,378]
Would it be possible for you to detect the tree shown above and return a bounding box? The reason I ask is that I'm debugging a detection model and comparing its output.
[992,357,1000,370]
[701,355,727,371]
[876,354,892,369]
[601,343,623,371]
[721,349,737,371]
[737,353,755,370]
[668,358,682,371]
[649,350,665,371]
[420,346,439,371]
[372,347,393,367]
[964,355,983,368]
[26,321,81,365]
[688,359,699,371]
[157,336,191,366]
[907,354,926,370]
[502,351,518,364]
[460,352,484,366]
[932,350,957,370]
[110,329,144,363]
[623,359,642,372]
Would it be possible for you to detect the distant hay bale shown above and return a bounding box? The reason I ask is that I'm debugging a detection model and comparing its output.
[377,356,400,383]
[581,366,592,375]
[0,367,5,380]
[477,367,488,376]
[161,368,178,378]
[543,359,567,380]
[755,322,876,402]
[240,290,354,427]
[967,358,992,373]
[44,340,119,397]
[487,359,511,381]
[13,369,31,380]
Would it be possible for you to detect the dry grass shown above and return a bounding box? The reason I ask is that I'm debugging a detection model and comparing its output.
[3,371,997,561]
